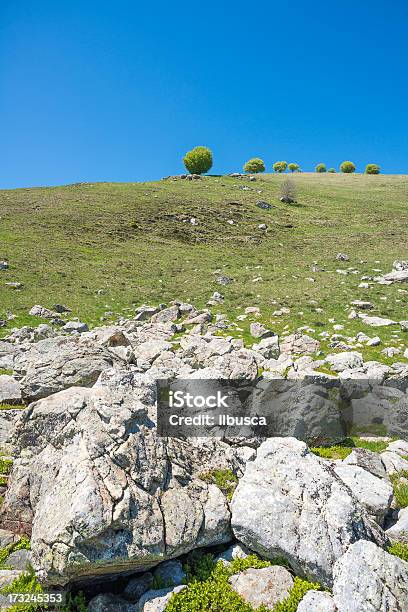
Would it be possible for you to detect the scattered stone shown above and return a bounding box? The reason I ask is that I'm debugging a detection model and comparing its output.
[0,261,9,270]
[52,304,71,313]
[280,333,320,355]
[343,448,387,479]
[336,253,349,261]
[252,336,279,359]
[88,593,133,612]
[29,305,58,319]
[228,566,294,609]
[297,590,336,612]
[61,321,89,334]
[214,543,251,566]
[244,307,260,315]
[255,201,272,210]
[351,300,373,310]
[249,322,273,339]
[360,315,397,327]
[5,282,23,289]
[386,439,408,457]
[326,351,363,372]
[0,375,22,404]
[380,451,408,475]
[382,269,408,283]
[366,336,381,346]
[400,321,408,331]
[4,549,31,571]
[215,275,233,286]
[135,586,186,612]
[258,223,267,230]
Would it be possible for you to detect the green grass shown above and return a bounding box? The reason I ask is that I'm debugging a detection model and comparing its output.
[0,369,13,376]
[390,471,408,508]
[199,469,239,501]
[0,403,25,411]
[0,535,30,569]
[0,174,406,363]
[0,457,13,474]
[167,551,321,612]
[311,436,390,459]
[388,542,408,562]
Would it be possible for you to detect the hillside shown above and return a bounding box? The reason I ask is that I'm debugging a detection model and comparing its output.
[0,172,407,363]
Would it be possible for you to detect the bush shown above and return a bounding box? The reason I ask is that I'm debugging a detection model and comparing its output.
[279,178,297,203]
[273,161,288,173]
[288,163,299,173]
[365,163,380,175]
[340,161,356,173]
[328,168,336,173]
[388,542,408,563]
[183,146,213,175]
[243,158,265,174]
[315,163,326,173]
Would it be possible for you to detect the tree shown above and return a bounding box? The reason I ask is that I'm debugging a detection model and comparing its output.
[365,163,380,175]
[183,146,213,175]
[328,168,336,173]
[340,161,356,174]
[279,178,297,203]
[315,163,326,173]
[273,161,288,173]
[288,163,299,173]
[243,158,265,174]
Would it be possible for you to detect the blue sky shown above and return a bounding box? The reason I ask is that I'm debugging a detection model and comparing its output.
[1,0,407,188]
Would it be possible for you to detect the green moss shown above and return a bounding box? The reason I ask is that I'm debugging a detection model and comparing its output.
[351,436,389,453]
[0,457,13,474]
[199,469,238,501]
[0,404,26,411]
[388,541,408,563]
[390,472,408,508]
[311,435,391,460]
[168,551,320,612]
[0,369,13,376]
[0,535,30,569]
[311,446,352,460]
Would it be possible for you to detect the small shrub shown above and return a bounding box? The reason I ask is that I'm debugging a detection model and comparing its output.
[0,457,13,474]
[61,591,87,612]
[199,469,238,501]
[288,163,299,173]
[388,541,408,562]
[243,158,265,174]
[315,163,326,173]
[273,161,288,173]
[279,178,297,203]
[340,161,356,173]
[0,566,45,612]
[390,472,408,508]
[183,146,213,175]
[328,168,336,173]
[365,163,380,174]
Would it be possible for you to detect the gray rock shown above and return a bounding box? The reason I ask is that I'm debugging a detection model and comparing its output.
[29,305,58,319]
[382,269,408,283]
[251,336,279,359]
[215,275,233,286]
[0,569,23,589]
[280,333,320,355]
[249,322,273,339]
[332,540,408,611]
[393,261,408,271]
[381,451,408,475]
[134,307,160,322]
[34,324,56,341]
[256,201,272,210]
[214,543,252,566]
[360,315,397,327]
[228,565,293,609]
[0,375,22,404]
[297,590,337,611]
[400,321,408,332]
[386,507,408,544]
[343,448,387,479]
[135,585,186,612]
[123,572,153,601]
[150,305,180,324]
[351,300,373,310]
[1,370,233,586]
[88,593,134,612]
[333,463,393,523]
[336,253,349,261]
[0,341,21,370]
[231,437,385,587]
[4,549,31,570]
[61,321,89,334]
[14,335,122,401]
[326,351,363,372]
[387,439,408,457]
[153,560,185,587]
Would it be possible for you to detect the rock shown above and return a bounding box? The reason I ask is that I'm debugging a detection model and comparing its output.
[135,585,186,612]
[0,342,21,370]
[361,315,397,327]
[380,451,408,475]
[245,307,260,315]
[52,304,71,313]
[134,307,160,322]
[382,269,408,283]
[88,593,134,612]
[252,336,280,359]
[280,196,295,204]
[215,275,233,286]
[0,408,24,446]
[280,333,320,355]
[14,335,123,402]
[0,529,19,548]
[151,305,180,324]
[256,201,272,210]
[393,261,408,271]
[326,352,363,372]
[34,324,57,341]
[297,590,336,611]
[332,540,408,611]
[249,322,273,339]
[387,439,408,457]
[183,312,211,325]
[1,370,233,585]
[336,253,349,261]
[0,261,9,270]
[400,321,408,332]
[4,548,31,570]
[153,560,185,587]
[29,305,58,319]
[231,437,385,587]
[0,569,23,589]
[228,566,294,609]
[123,572,154,601]
[351,300,373,310]
[5,282,23,289]
[366,336,381,346]
[0,375,22,404]
[207,292,224,305]
[343,448,387,479]
[61,321,89,334]
[333,464,393,523]
[258,223,267,230]
[134,340,173,363]
[214,543,252,565]
[386,507,408,544]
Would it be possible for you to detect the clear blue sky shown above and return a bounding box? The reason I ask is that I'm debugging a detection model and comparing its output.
[1,0,407,188]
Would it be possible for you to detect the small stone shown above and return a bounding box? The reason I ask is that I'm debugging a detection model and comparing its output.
[336,253,349,261]
[256,201,272,210]
[250,322,273,339]
[229,566,294,610]
[0,261,9,270]
[258,223,267,230]
[351,300,373,310]
[61,321,89,334]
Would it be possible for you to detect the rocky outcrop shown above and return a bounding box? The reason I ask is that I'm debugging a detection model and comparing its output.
[231,438,386,587]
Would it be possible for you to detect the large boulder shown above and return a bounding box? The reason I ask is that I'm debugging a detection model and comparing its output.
[332,540,408,611]
[231,438,386,587]
[228,565,294,609]
[0,369,233,586]
[13,336,123,402]
[0,375,22,404]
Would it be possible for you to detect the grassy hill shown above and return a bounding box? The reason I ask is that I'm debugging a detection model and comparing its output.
[0,172,407,363]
